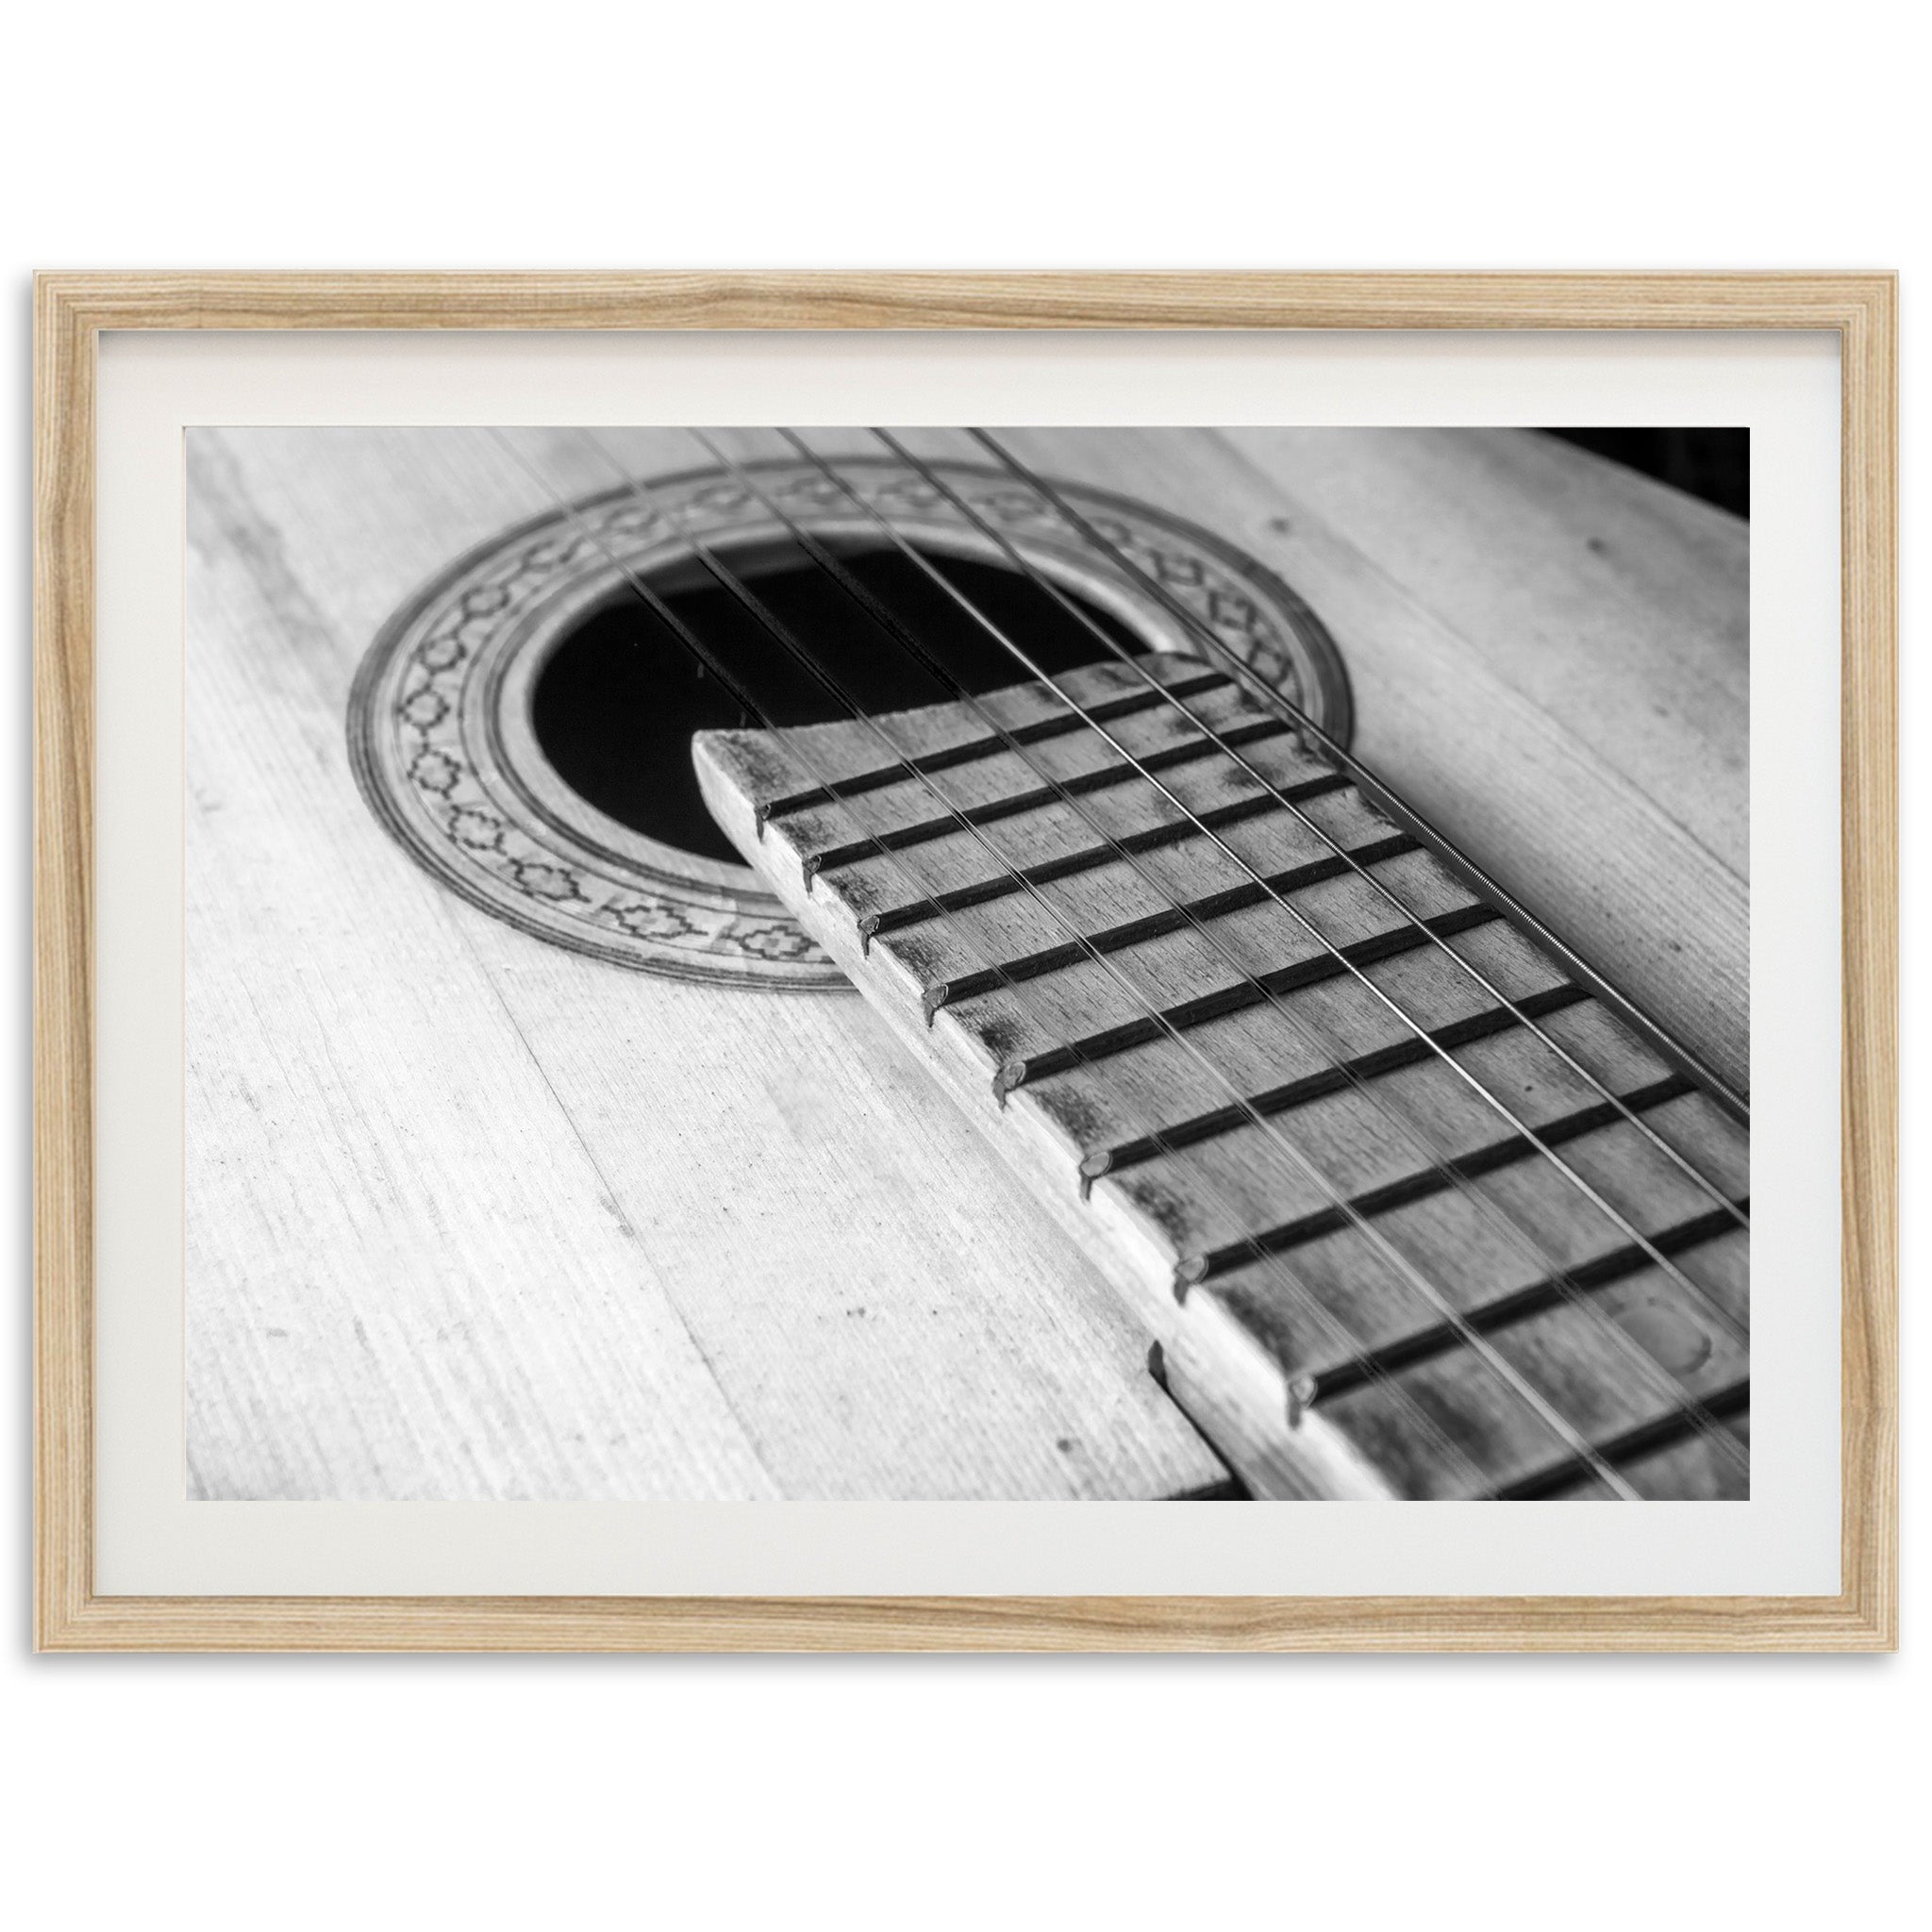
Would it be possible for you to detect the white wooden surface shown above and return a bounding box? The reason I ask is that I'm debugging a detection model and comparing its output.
[186,427,1225,1500]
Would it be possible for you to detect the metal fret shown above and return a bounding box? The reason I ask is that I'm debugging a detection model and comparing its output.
[1084,982,1591,1184]
[929,829,1420,1011]
[1185,1073,1695,1287]
[863,779,1348,942]
[756,666,1231,824]
[1498,1378,1751,1501]
[1306,1199,1748,1402]
[992,904,1502,1098]
[799,715,1292,880]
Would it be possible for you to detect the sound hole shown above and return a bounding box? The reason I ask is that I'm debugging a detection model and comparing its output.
[530,541,1148,867]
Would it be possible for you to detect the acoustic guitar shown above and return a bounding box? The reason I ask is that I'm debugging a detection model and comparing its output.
[185,425,1748,1502]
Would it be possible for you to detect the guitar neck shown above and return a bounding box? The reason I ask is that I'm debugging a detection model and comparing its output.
[694,653,1749,1501]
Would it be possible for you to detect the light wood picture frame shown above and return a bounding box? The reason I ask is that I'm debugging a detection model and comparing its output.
[33,272,1897,1651]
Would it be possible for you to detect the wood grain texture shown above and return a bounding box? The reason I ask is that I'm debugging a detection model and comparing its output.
[20,269,1907,333]
[34,272,1897,1651]
[182,425,1222,1505]
[992,425,1750,1092]
[696,659,1750,1501]
[180,421,1741,1507]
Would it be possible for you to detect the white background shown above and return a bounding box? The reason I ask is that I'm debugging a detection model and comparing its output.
[2,5,1920,1928]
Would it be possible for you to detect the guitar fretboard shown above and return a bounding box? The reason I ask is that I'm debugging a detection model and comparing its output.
[694,655,1749,1500]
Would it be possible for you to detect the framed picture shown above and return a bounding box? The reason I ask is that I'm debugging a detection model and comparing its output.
[34,273,1896,1650]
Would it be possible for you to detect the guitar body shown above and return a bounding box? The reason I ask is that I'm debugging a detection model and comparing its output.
[185,426,1746,1501]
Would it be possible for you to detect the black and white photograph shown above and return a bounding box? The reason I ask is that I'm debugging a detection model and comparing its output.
[16,0,1921,1911]
[186,425,1750,1504]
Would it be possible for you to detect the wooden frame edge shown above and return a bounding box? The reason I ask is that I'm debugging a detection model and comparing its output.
[35,272,97,1656]
[28,1587,1900,1653]
[1836,273,1900,1655]
[32,272,1899,1654]
[22,268,1908,335]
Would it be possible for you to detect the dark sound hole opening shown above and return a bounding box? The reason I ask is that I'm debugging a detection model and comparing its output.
[529,540,1150,867]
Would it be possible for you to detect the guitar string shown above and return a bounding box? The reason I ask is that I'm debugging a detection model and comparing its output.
[962,426,1754,1156]
[568,429,1724,1500]
[865,428,1752,1316]
[565,429,1650,1501]
[697,428,1750,1464]
[682,428,1749,1482]
[922,424,1754,1233]
[491,434,1746,1491]
[483,428,1501,1500]
[817,428,1752,1393]
[963,425,1749,1127]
